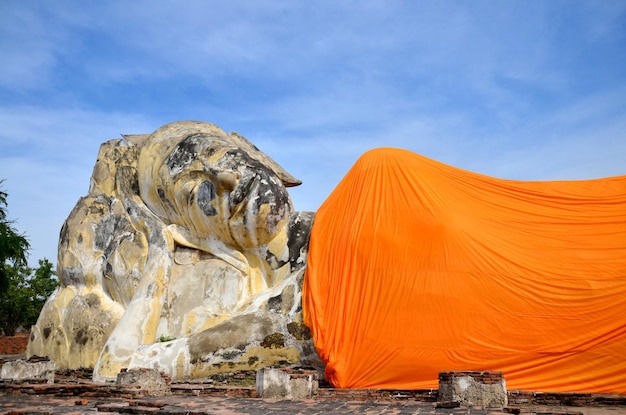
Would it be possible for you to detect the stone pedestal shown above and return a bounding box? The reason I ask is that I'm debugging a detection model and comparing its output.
[256,367,319,399]
[0,359,56,384]
[437,371,507,408]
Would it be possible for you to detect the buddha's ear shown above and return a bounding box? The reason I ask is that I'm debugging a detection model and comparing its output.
[166,224,249,274]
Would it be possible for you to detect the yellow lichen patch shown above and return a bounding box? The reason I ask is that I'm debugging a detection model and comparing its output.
[47,328,70,368]
[141,296,165,344]
[91,140,122,195]
[54,286,79,313]
[175,351,188,378]
[183,313,230,336]
[245,255,269,296]
[255,204,274,243]
[26,286,77,361]
[96,349,126,380]
[267,229,288,261]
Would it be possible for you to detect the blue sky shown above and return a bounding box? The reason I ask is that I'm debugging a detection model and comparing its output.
[1,1,625,266]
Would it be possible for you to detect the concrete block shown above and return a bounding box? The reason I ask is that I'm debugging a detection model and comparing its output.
[256,367,319,399]
[0,359,56,383]
[116,368,171,397]
[437,370,507,408]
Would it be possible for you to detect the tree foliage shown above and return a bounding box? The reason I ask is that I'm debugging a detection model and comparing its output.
[0,259,58,336]
[0,180,30,292]
[0,181,58,335]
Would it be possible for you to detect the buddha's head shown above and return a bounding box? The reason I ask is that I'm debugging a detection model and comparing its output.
[137,121,300,250]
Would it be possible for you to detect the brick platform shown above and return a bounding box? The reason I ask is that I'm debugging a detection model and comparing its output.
[439,371,505,385]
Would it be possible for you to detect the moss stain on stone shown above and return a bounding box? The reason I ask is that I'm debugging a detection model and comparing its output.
[189,346,300,378]
[261,332,285,349]
[286,322,311,340]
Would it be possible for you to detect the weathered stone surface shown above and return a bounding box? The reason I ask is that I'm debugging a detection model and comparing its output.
[256,367,319,399]
[0,359,56,383]
[27,121,322,383]
[116,368,171,397]
[437,371,507,408]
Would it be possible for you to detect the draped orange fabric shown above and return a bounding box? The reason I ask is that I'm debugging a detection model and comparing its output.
[303,148,626,393]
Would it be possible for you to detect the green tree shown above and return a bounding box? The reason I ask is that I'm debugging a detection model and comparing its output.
[0,180,30,292]
[28,259,58,315]
[0,181,58,335]
[0,259,57,335]
[0,263,31,336]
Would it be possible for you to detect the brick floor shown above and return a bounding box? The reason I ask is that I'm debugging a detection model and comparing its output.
[1,391,626,414]
[0,394,571,415]
[1,366,625,415]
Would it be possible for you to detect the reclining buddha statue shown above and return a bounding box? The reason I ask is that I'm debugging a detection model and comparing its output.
[27,120,321,382]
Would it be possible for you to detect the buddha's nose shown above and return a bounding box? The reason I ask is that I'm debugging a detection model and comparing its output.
[206,168,240,194]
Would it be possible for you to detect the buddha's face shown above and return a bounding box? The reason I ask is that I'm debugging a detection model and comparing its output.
[145,133,293,249]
